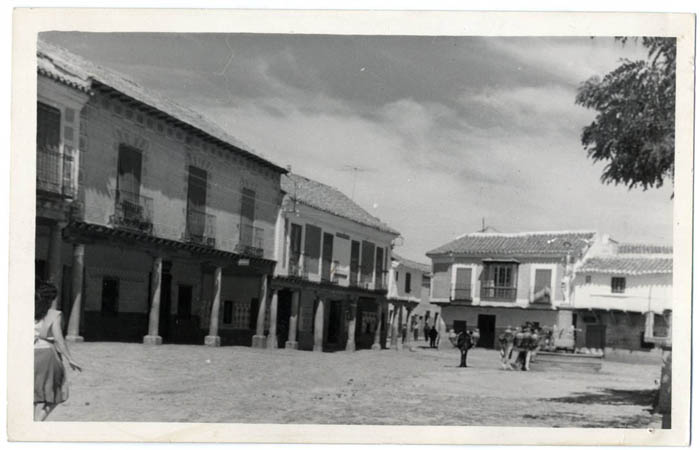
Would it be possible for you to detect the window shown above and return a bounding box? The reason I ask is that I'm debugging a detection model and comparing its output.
[375,247,385,287]
[453,267,472,300]
[611,277,626,294]
[585,275,592,284]
[422,275,431,289]
[321,232,334,281]
[36,103,63,193]
[481,263,518,300]
[288,223,303,273]
[240,188,256,246]
[304,225,322,274]
[37,102,61,151]
[360,241,375,285]
[350,240,360,284]
[532,268,553,304]
[101,277,119,315]
[405,272,412,293]
[186,166,208,238]
[395,271,399,281]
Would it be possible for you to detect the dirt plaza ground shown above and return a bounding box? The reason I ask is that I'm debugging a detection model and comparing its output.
[48,342,663,428]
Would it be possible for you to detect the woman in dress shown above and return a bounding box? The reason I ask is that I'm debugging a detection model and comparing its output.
[34,281,81,421]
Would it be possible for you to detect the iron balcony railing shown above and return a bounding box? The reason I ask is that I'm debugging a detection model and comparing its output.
[235,224,264,258]
[110,190,154,234]
[185,208,216,247]
[288,252,308,279]
[374,270,389,290]
[452,284,472,302]
[36,145,76,198]
[481,286,517,301]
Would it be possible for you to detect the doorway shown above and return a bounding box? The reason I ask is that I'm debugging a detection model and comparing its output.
[477,314,496,348]
[158,272,172,342]
[277,290,293,348]
[327,300,343,348]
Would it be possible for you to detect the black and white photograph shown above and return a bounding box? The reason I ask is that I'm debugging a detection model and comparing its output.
[7,7,694,446]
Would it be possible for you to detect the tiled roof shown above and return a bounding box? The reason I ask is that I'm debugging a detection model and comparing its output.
[618,243,673,255]
[37,40,286,173]
[426,231,596,257]
[392,253,431,274]
[281,173,400,235]
[578,256,673,275]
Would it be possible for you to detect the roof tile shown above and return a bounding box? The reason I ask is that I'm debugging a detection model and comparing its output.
[281,173,399,235]
[578,256,672,275]
[426,231,596,257]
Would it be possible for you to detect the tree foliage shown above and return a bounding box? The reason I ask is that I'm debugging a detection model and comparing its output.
[575,37,675,190]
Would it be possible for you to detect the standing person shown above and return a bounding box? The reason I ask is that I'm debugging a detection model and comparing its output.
[401,322,407,344]
[457,329,479,367]
[413,318,419,341]
[428,325,438,348]
[423,320,430,342]
[34,281,82,421]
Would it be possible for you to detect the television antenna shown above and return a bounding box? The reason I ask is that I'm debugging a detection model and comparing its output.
[339,165,377,200]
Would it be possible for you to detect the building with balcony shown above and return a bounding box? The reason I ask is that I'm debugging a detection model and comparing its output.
[571,242,672,353]
[385,254,437,347]
[265,173,400,352]
[36,41,287,346]
[426,230,597,348]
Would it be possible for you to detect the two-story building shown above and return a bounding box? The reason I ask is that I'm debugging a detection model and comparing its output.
[426,230,597,348]
[37,41,287,346]
[571,242,672,353]
[263,173,400,352]
[385,254,437,347]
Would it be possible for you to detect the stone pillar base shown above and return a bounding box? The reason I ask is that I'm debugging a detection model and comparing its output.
[345,341,356,352]
[143,335,162,345]
[285,341,298,350]
[66,335,84,343]
[371,343,381,350]
[267,335,278,349]
[313,344,323,352]
[204,335,221,347]
[251,335,267,348]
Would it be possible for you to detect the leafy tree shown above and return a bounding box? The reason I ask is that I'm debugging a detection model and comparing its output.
[575,37,675,190]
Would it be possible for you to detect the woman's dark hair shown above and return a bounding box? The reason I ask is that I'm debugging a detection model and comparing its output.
[35,280,57,321]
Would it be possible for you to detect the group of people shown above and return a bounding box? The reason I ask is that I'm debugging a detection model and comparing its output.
[497,322,543,371]
[34,279,82,421]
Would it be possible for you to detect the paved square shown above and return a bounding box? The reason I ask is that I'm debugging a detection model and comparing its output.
[48,342,662,427]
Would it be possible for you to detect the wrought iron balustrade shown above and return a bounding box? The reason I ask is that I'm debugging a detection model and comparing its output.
[111,190,154,234]
[185,208,216,247]
[480,286,517,301]
[36,145,76,198]
[235,224,264,257]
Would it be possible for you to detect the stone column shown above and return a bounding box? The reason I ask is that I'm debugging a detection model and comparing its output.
[389,302,399,350]
[66,243,84,342]
[396,304,404,351]
[267,289,279,349]
[204,266,223,346]
[251,275,268,348]
[345,299,357,352]
[285,290,300,349]
[143,256,163,345]
[46,222,63,309]
[313,297,325,352]
[372,299,383,350]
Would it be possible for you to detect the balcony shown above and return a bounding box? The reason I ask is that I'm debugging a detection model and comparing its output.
[36,145,76,198]
[452,284,473,302]
[374,271,388,291]
[110,190,153,234]
[480,286,517,301]
[531,286,552,305]
[184,208,216,247]
[288,252,308,279]
[235,224,264,258]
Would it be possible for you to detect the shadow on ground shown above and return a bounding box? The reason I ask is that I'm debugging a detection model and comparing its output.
[546,388,658,407]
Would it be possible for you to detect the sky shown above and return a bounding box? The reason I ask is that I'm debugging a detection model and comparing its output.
[42,32,674,263]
